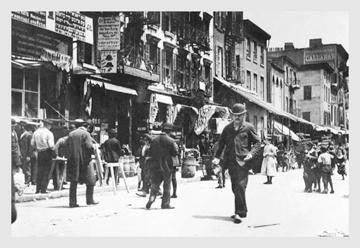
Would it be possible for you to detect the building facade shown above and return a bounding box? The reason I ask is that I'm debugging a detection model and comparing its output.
[268,39,349,131]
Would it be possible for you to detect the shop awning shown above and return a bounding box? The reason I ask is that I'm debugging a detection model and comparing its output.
[215,76,315,126]
[154,93,173,105]
[104,83,138,96]
[12,58,43,68]
[273,121,300,141]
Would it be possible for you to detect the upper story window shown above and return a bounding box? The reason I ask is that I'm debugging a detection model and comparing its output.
[147,12,160,26]
[304,85,312,100]
[162,12,171,32]
[216,46,223,77]
[246,70,251,89]
[260,46,264,65]
[253,41,257,63]
[246,38,251,59]
[162,48,173,84]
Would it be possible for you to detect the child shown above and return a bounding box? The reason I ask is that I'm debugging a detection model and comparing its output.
[318,146,334,194]
[336,149,347,180]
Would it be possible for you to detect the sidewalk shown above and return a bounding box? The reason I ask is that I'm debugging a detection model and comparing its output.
[15,170,206,203]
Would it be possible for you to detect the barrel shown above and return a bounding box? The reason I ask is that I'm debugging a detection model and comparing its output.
[128,156,136,177]
[181,156,198,178]
[122,156,131,177]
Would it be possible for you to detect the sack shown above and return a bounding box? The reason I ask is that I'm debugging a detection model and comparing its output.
[172,156,181,167]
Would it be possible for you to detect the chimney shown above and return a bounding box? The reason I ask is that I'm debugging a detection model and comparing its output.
[309,38,322,48]
[284,42,295,50]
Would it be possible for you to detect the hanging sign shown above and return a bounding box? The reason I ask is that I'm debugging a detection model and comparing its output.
[100,51,117,73]
[40,48,71,72]
[194,105,216,135]
[98,16,121,51]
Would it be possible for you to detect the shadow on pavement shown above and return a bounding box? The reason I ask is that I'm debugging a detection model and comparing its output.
[192,215,232,222]
[46,205,88,209]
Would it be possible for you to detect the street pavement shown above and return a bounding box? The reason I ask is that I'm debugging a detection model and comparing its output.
[11,169,349,237]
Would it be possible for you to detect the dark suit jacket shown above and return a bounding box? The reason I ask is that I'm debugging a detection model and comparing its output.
[149,133,178,174]
[101,137,122,163]
[66,127,95,184]
[215,121,261,168]
[12,130,22,170]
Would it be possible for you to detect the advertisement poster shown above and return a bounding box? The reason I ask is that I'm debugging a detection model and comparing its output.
[98,16,121,51]
[100,51,117,73]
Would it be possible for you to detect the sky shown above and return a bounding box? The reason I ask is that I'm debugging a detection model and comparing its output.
[244,11,349,53]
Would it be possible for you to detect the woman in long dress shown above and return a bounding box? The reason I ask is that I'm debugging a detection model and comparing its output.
[261,139,278,184]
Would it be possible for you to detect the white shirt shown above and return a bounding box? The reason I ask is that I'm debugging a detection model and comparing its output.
[31,127,54,151]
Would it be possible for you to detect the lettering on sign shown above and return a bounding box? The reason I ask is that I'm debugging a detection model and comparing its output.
[12,11,94,44]
[98,16,121,51]
[304,48,336,65]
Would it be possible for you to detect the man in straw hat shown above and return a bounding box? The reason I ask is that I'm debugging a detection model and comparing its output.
[212,103,261,224]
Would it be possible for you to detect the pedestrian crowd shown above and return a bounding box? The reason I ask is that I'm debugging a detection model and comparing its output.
[11,103,349,225]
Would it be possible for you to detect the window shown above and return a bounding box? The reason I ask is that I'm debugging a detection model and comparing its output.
[146,42,160,74]
[236,55,240,68]
[175,52,186,88]
[286,97,289,112]
[246,38,251,59]
[216,46,223,77]
[162,12,171,32]
[246,70,251,89]
[253,41,257,63]
[260,46,264,65]
[11,67,39,118]
[253,115,258,132]
[304,85,312,100]
[226,49,232,78]
[147,12,160,26]
[302,112,311,122]
[260,76,265,100]
[162,48,173,85]
[253,73,258,93]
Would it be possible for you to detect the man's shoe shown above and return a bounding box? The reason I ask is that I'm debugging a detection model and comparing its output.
[239,213,247,218]
[146,201,153,210]
[216,185,223,189]
[69,203,80,208]
[161,205,175,209]
[264,182,270,184]
[330,190,335,194]
[233,214,242,224]
[171,194,177,198]
[86,201,99,205]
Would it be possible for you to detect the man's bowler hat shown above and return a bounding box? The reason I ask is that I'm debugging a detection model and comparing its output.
[230,103,247,116]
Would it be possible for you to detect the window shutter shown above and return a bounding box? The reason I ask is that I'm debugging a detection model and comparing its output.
[162,49,166,82]
[172,53,177,84]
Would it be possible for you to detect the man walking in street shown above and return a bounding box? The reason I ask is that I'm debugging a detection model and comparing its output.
[31,120,55,194]
[11,118,22,223]
[66,119,98,208]
[146,123,178,210]
[212,103,261,224]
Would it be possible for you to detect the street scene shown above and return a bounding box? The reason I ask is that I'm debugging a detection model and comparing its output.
[11,169,349,237]
[11,11,349,237]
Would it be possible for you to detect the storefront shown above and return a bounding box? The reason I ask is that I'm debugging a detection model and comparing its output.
[11,18,72,126]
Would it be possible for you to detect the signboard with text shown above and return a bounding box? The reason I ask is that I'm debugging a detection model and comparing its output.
[304,47,336,68]
[12,11,93,44]
[98,16,120,50]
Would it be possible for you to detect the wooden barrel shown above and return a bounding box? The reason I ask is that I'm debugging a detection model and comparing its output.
[128,156,136,177]
[122,156,131,177]
[181,156,198,178]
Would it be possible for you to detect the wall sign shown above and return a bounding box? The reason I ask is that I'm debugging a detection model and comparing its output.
[304,48,336,67]
[100,51,117,73]
[98,16,121,51]
[12,11,93,44]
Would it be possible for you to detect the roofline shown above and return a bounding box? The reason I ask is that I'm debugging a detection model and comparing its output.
[299,62,334,73]
[243,19,271,40]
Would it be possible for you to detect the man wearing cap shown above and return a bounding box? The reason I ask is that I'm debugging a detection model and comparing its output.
[100,128,122,185]
[31,119,55,194]
[146,122,179,209]
[66,119,98,208]
[212,103,261,224]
